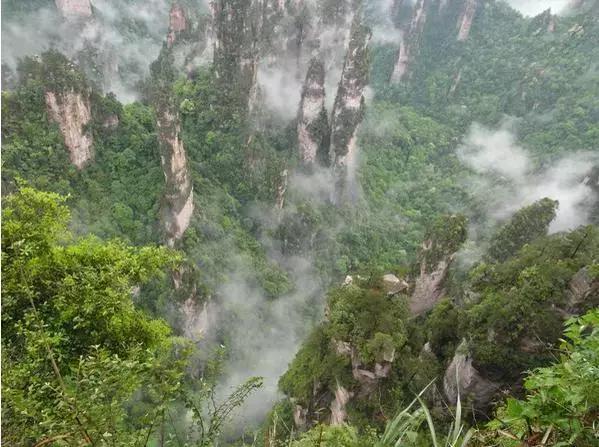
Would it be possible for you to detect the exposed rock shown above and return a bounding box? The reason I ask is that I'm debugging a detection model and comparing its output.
[330,385,352,425]
[55,0,92,19]
[448,69,462,96]
[275,169,288,209]
[45,90,93,169]
[213,0,263,111]
[382,273,409,295]
[390,0,429,82]
[343,275,354,286]
[293,404,308,429]
[374,362,392,378]
[102,114,119,128]
[409,240,453,315]
[333,339,353,356]
[156,106,194,247]
[444,340,499,410]
[297,58,328,166]
[329,14,371,203]
[566,267,599,313]
[457,0,478,42]
[167,3,188,48]
[180,298,210,342]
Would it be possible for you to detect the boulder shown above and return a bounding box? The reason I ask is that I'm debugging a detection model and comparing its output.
[382,273,409,295]
[443,340,499,410]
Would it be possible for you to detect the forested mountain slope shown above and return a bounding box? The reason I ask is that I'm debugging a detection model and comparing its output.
[1,0,598,445]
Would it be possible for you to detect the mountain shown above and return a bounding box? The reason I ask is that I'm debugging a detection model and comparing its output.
[2,0,598,445]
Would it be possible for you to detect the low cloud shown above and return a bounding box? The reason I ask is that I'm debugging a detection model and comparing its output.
[458,121,598,233]
[504,0,570,16]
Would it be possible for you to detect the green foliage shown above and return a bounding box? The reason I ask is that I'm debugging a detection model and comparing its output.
[465,225,599,381]
[279,325,351,404]
[478,309,599,446]
[486,197,558,263]
[1,186,184,445]
[327,283,408,364]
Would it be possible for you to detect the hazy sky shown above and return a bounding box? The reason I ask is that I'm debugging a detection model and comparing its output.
[505,0,570,15]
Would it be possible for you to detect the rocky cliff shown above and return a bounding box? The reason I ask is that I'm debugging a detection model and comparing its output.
[156,105,194,247]
[213,0,263,112]
[45,89,94,169]
[409,215,467,316]
[297,58,329,167]
[443,340,499,411]
[456,0,479,41]
[329,14,371,203]
[391,0,429,82]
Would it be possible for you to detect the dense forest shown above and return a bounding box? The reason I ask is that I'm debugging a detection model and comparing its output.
[1,0,598,446]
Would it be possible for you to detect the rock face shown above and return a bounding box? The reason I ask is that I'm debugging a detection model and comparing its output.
[55,0,92,18]
[213,0,262,111]
[566,267,599,313]
[382,274,409,295]
[409,215,467,315]
[409,240,454,315]
[297,58,328,166]
[391,0,429,82]
[330,385,352,425]
[329,15,371,203]
[167,3,188,48]
[276,169,288,209]
[45,90,93,169]
[156,106,194,247]
[180,298,210,341]
[456,0,478,41]
[443,340,499,410]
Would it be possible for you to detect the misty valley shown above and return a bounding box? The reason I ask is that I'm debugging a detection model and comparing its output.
[1,0,598,446]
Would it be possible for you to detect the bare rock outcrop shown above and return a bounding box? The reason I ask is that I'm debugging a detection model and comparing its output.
[45,90,94,169]
[329,15,371,203]
[156,107,194,247]
[456,0,478,41]
[565,267,599,313]
[55,0,92,19]
[409,242,453,315]
[293,404,308,429]
[409,215,467,316]
[330,385,352,425]
[180,298,211,342]
[382,273,409,295]
[276,169,288,209]
[391,0,429,82]
[443,340,499,410]
[167,2,188,48]
[297,58,328,166]
[213,0,263,111]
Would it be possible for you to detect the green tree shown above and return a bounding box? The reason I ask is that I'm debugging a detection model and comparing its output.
[486,198,558,263]
[1,185,185,445]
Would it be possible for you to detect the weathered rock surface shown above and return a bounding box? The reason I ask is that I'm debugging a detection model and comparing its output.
[566,267,599,312]
[293,404,308,429]
[391,0,429,82]
[45,90,93,169]
[382,273,409,295]
[330,385,352,425]
[457,0,478,41]
[409,240,454,315]
[167,3,188,48]
[443,340,499,409]
[297,58,328,166]
[180,298,210,342]
[329,15,371,203]
[156,107,194,246]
